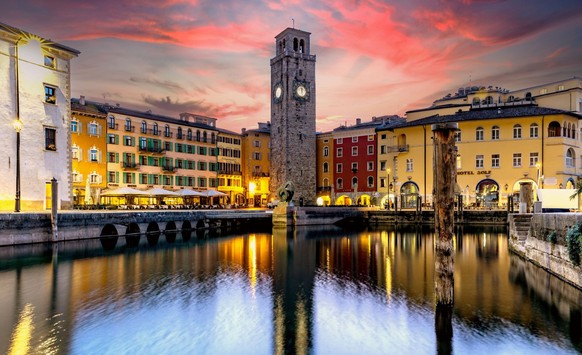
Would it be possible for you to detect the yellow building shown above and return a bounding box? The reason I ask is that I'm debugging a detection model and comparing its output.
[378,105,581,209]
[242,122,271,207]
[217,128,244,205]
[71,97,108,206]
[316,132,333,206]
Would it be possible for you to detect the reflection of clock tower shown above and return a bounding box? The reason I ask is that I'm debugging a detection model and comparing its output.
[270,28,316,205]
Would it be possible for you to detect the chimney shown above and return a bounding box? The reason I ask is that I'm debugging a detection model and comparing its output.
[79,95,86,105]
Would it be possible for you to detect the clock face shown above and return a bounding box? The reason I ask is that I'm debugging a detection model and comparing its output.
[275,85,282,99]
[296,85,307,98]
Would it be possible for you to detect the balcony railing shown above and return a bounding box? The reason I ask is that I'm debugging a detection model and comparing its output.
[139,146,165,154]
[388,144,409,153]
[162,165,176,173]
[124,125,135,132]
[108,123,119,130]
[317,186,332,193]
[121,162,139,169]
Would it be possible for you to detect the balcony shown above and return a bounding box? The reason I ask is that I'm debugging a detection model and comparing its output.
[164,131,174,138]
[388,144,409,153]
[162,165,176,173]
[121,162,140,169]
[139,146,165,154]
[108,123,119,130]
[124,125,135,132]
[218,170,242,175]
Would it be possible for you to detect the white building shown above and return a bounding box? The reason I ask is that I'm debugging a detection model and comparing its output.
[0,22,80,211]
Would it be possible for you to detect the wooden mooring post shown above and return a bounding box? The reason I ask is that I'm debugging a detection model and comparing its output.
[432,123,458,354]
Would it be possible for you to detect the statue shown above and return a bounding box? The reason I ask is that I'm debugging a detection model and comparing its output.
[276,181,295,205]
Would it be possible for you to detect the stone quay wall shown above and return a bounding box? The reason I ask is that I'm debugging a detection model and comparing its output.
[509,213,582,289]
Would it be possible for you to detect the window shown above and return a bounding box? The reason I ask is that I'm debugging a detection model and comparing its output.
[380,161,386,171]
[529,152,539,167]
[108,116,116,129]
[254,140,261,147]
[71,120,79,133]
[475,127,484,141]
[323,147,329,157]
[108,172,117,183]
[140,137,146,149]
[368,145,374,155]
[380,145,386,154]
[88,122,98,136]
[367,161,374,171]
[125,118,132,131]
[352,177,358,188]
[512,153,521,167]
[476,155,484,168]
[381,134,386,140]
[351,162,358,172]
[44,55,55,68]
[89,149,98,162]
[253,152,261,160]
[368,135,374,141]
[187,129,193,140]
[352,137,358,142]
[337,148,343,157]
[352,147,358,156]
[72,146,79,160]
[165,125,171,137]
[455,131,461,142]
[492,154,500,168]
[108,152,116,163]
[337,178,343,189]
[337,163,343,173]
[406,159,413,172]
[141,121,147,134]
[548,121,561,137]
[44,85,56,104]
[153,123,159,135]
[89,173,100,184]
[124,136,133,146]
[513,124,522,139]
[337,138,343,144]
[530,123,538,138]
[108,134,116,144]
[45,127,56,150]
[323,162,329,173]
[196,130,201,141]
[566,148,575,168]
[492,126,500,140]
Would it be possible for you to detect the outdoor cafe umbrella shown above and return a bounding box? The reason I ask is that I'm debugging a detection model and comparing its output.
[177,189,205,206]
[146,187,179,205]
[101,187,147,205]
[204,189,227,205]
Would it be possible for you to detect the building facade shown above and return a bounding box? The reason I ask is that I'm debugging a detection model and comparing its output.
[316,132,334,206]
[71,97,108,206]
[0,22,79,211]
[242,123,271,207]
[216,128,244,205]
[269,27,316,205]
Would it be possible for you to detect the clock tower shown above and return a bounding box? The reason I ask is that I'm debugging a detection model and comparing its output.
[270,27,316,205]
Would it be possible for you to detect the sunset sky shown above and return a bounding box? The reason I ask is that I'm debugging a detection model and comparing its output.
[4,0,582,132]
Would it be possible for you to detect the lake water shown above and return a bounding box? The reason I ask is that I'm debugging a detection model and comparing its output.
[0,225,580,354]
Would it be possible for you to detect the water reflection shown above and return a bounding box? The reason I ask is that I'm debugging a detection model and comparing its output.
[0,225,580,354]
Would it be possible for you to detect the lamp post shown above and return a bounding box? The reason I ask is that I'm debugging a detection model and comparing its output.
[386,167,391,210]
[535,161,541,188]
[14,119,22,212]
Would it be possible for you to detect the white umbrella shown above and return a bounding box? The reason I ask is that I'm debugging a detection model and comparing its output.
[146,187,179,196]
[204,189,227,197]
[102,187,147,196]
[84,178,92,205]
[177,189,205,197]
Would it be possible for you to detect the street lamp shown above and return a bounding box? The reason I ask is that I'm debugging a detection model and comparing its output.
[535,161,541,188]
[14,119,23,212]
[386,167,391,210]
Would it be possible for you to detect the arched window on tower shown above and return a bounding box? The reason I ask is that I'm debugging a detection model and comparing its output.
[548,121,561,137]
[484,96,493,105]
[323,162,329,173]
[299,39,305,53]
[293,38,298,51]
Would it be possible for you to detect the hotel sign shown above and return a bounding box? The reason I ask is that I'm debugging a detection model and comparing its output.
[457,170,491,176]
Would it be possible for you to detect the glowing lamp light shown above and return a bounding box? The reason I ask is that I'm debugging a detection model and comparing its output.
[249,182,256,195]
[13,119,23,132]
[316,197,324,206]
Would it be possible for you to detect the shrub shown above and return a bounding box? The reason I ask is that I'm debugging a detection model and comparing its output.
[547,230,557,244]
[565,223,582,266]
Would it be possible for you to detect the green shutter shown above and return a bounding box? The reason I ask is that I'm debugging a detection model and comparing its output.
[115,172,119,183]
[115,135,119,145]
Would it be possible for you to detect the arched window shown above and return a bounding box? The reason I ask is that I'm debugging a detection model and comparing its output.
[165,125,171,137]
[529,123,538,138]
[566,148,575,168]
[196,130,201,141]
[548,121,561,137]
[337,178,343,190]
[153,123,159,135]
[323,146,329,157]
[323,162,329,173]
[293,38,298,51]
[323,178,329,187]
[299,39,305,53]
[573,125,577,140]
[513,124,522,139]
[568,123,572,138]
[484,96,493,105]
[352,177,358,188]
[491,126,500,140]
[507,95,515,103]
[177,127,183,139]
[211,133,216,144]
[203,131,208,142]
[125,118,132,131]
[472,97,480,106]
[525,92,532,101]
[367,176,374,188]
[141,121,147,134]
[187,129,193,140]
[475,127,484,141]
[397,134,407,151]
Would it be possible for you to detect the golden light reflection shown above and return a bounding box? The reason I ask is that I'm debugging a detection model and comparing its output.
[8,303,35,355]
[386,253,392,300]
[274,296,285,355]
[295,298,308,355]
[326,248,330,273]
[249,234,257,295]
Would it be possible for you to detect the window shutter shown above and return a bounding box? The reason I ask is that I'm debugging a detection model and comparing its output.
[131,137,135,146]
[132,173,135,183]
[115,172,119,183]
[78,123,82,133]
[98,124,102,136]
[115,153,119,163]
[99,151,102,163]
[78,148,83,161]
[115,135,119,145]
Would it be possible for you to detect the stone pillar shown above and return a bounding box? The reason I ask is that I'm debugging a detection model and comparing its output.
[519,182,533,213]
